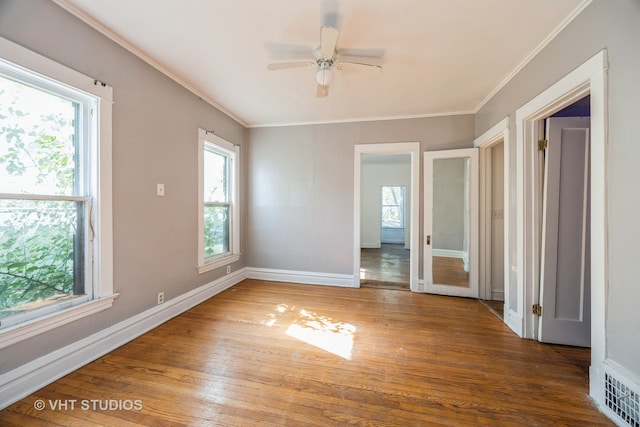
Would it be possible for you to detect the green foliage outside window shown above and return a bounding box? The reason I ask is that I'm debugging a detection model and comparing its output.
[0,76,82,319]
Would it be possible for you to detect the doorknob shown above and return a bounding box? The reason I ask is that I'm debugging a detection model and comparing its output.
[426,235,431,245]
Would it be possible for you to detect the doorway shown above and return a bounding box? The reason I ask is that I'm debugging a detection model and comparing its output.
[353,142,420,291]
[514,50,606,403]
[475,117,511,320]
[360,158,411,290]
[537,107,591,347]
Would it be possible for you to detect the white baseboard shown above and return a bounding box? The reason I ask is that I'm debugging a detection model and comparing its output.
[491,290,505,300]
[432,249,464,259]
[247,268,355,288]
[360,242,381,249]
[0,268,247,410]
[381,239,405,245]
[505,308,523,337]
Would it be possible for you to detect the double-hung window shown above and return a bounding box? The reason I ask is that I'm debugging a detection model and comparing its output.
[381,186,405,229]
[198,129,239,273]
[0,37,114,347]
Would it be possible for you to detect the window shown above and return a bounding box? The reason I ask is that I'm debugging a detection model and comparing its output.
[198,129,239,273]
[381,186,405,229]
[0,37,114,347]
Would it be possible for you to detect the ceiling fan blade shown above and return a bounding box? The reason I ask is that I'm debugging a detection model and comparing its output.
[336,62,382,72]
[320,26,339,60]
[316,84,329,98]
[338,48,386,59]
[267,61,315,71]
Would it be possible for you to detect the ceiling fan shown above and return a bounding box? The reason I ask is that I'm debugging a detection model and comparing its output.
[267,26,382,98]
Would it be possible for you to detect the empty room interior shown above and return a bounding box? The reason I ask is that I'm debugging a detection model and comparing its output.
[0,0,639,425]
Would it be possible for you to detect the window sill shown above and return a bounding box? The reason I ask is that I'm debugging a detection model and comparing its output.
[198,253,240,275]
[0,294,118,349]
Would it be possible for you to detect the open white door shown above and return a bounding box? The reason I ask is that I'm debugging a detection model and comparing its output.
[423,148,478,297]
[538,117,591,346]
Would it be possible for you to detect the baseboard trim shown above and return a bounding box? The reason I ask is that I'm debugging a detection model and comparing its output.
[491,290,505,300]
[247,268,355,288]
[432,249,464,259]
[360,242,381,249]
[0,268,247,410]
[505,307,523,337]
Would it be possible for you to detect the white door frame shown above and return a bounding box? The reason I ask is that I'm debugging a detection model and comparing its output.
[353,142,421,290]
[475,118,511,314]
[515,50,607,404]
[423,148,479,297]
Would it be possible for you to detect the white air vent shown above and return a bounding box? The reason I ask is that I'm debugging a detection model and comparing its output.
[604,366,640,427]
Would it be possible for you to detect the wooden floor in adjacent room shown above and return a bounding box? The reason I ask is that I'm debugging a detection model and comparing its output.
[1,279,612,426]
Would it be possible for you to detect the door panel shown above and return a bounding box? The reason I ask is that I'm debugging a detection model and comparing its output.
[539,117,591,346]
[424,149,478,297]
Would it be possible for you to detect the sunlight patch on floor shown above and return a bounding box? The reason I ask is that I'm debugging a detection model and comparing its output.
[285,309,356,360]
[261,303,289,327]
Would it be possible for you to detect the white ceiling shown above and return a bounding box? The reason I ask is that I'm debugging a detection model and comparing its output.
[55,0,589,128]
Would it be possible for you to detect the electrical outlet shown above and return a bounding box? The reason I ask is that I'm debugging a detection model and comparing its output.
[226,265,231,275]
[157,292,164,305]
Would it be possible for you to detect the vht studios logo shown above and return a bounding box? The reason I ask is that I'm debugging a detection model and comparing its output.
[34,399,143,411]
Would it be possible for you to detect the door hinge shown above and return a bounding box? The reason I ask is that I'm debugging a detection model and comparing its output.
[532,304,543,316]
[538,139,548,151]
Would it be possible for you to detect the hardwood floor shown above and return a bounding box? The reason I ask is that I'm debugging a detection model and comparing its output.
[360,245,471,290]
[432,256,469,287]
[360,244,410,290]
[1,279,612,426]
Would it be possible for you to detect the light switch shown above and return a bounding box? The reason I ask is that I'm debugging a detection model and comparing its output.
[157,183,165,196]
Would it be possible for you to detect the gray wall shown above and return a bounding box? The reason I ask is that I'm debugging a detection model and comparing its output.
[247,116,475,275]
[0,0,247,373]
[476,0,640,375]
[432,158,466,251]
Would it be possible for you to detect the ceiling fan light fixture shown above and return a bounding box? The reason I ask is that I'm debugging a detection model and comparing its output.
[316,67,334,86]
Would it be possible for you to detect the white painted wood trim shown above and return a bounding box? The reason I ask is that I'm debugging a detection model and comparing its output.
[0,295,117,349]
[514,50,607,406]
[354,143,421,291]
[0,36,113,101]
[360,242,382,249]
[432,249,465,259]
[474,117,510,148]
[0,268,247,410]
[0,36,114,338]
[423,148,479,297]
[475,117,513,332]
[473,0,593,113]
[491,290,505,301]
[197,129,241,274]
[246,268,355,288]
[50,1,246,127]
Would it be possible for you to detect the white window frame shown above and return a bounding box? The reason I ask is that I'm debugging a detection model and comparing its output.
[381,185,406,229]
[197,129,240,274]
[0,37,115,349]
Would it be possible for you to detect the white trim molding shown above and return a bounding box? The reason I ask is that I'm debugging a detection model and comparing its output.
[514,50,607,406]
[0,295,117,349]
[474,117,514,333]
[0,36,115,346]
[0,269,247,410]
[354,142,421,292]
[246,268,355,288]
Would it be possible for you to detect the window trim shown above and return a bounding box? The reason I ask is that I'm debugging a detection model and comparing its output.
[197,129,240,274]
[0,37,116,349]
[381,185,406,229]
